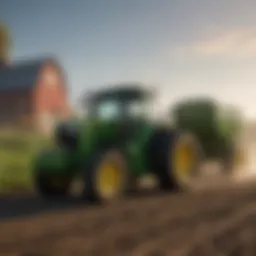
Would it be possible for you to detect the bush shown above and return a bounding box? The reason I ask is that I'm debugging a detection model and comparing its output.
[0,129,50,194]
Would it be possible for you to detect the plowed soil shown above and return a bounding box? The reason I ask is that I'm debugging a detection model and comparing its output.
[0,177,256,256]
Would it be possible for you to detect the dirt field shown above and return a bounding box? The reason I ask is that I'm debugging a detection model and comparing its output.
[0,176,255,256]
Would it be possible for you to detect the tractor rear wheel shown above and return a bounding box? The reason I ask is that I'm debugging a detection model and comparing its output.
[147,130,202,191]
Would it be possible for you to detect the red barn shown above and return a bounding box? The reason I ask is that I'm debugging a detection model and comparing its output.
[0,57,72,134]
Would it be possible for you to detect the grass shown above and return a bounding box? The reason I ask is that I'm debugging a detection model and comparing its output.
[0,128,50,194]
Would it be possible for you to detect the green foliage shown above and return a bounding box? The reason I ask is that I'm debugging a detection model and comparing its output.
[0,129,49,194]
[172,99,243,159]
[172,99,217,137]
[217,106,242,139]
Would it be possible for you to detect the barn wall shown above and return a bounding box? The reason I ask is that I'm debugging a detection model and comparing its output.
[33,62,71,134]
[0,90,34,128]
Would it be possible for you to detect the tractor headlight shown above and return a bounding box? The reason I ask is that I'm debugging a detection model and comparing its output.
[55,123,78,149]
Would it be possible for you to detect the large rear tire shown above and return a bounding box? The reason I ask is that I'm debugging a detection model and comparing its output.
[147,129,202,191]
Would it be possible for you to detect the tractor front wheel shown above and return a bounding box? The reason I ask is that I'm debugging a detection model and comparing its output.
[83,149,129,203]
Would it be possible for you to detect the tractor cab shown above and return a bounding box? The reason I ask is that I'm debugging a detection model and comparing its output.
[55,85,155,149]
[83,85,155,142]
[85,84,154,122]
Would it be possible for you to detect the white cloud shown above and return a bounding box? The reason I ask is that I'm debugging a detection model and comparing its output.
[171,29,256,58]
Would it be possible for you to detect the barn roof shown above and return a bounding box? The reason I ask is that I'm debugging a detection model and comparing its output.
[0,57,59,91]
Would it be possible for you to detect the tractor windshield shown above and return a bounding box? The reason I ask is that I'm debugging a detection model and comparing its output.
[86,86,154,121]
[126,100,148,118]
[97,99,121,120]
[95,98,149,121]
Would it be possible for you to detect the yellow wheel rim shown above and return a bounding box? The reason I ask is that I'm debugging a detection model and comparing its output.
[96,161,123,199]
[173,140,195,179]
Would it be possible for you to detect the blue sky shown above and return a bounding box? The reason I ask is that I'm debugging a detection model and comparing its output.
[2,0,256,118]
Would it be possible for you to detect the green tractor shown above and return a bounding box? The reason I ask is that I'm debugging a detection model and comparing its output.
[170,97,245,174]
[33,85,203,203]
